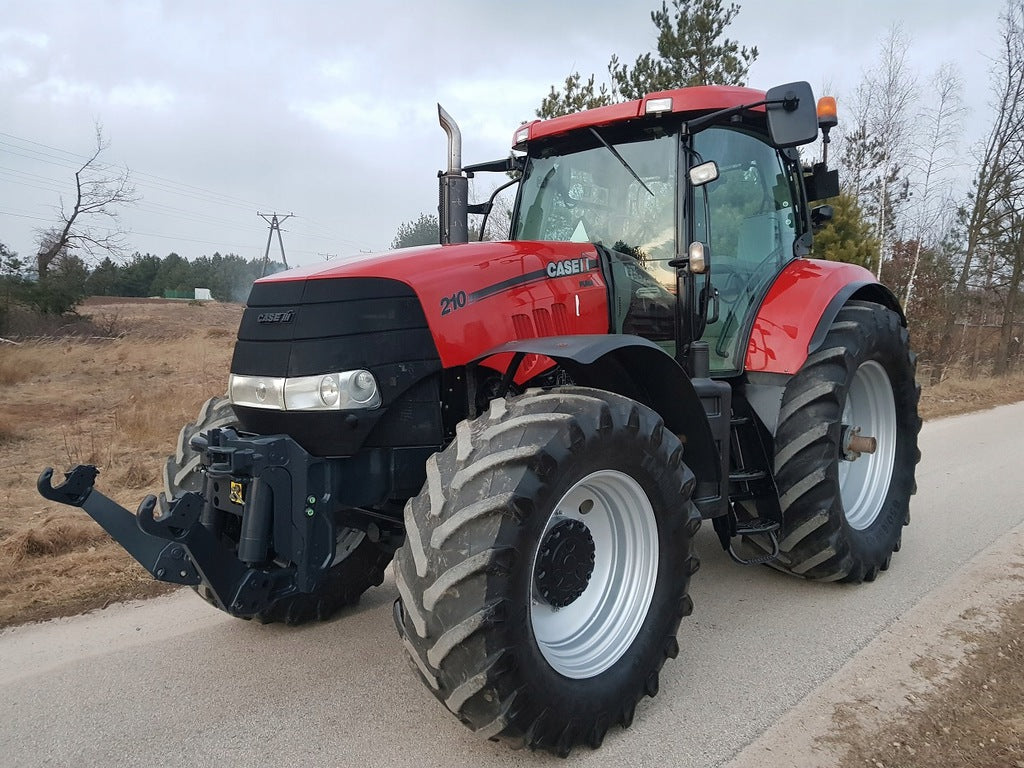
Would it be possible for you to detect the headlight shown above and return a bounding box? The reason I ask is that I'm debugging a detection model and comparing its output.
[229,374,285,409]
[229,369,381,411]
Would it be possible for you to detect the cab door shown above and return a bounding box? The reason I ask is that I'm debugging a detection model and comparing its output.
[693,127,801,375]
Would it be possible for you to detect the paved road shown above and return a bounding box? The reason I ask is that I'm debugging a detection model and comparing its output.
[2,403,1022,768]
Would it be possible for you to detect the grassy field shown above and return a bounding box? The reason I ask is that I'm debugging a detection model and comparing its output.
[0,298,242,625]
[1,298,1023,628]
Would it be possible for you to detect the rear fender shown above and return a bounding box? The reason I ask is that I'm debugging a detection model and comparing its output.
[472,335,720,487]
[745,259,904,375]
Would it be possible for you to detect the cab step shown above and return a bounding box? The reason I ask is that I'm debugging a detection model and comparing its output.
[728,517,780,566]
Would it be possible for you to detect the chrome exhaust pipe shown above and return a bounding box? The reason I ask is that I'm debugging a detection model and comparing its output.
[437,104,469,244]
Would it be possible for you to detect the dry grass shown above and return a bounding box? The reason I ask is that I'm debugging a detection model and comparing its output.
[0,298,241,627]
[838,598,1024,768]
[0,347,47,385]
[0,511,109,560]
[0,416,18,446]
[919,370,1024,421]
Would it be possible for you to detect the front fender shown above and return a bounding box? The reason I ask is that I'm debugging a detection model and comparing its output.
[474,335,719,487]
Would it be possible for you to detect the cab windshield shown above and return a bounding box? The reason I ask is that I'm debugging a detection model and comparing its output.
[512,130,679,293]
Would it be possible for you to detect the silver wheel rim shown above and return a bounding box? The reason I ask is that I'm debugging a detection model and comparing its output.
[530,469,659,679]
[839,360,897,530]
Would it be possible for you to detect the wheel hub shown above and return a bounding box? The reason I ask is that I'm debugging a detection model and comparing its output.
[534,519,596,608]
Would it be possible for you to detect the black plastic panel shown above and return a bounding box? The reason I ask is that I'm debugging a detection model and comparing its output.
[230,276,443,457]
[246,276,414,307]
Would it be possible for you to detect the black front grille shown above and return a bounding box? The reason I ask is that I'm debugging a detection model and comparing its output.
[230,276,443,456]
[233,277,438,377]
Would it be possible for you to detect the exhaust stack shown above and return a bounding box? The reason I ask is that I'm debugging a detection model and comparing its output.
[437,104,469,245]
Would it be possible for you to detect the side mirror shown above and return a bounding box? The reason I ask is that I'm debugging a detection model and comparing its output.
[688,160,719,187]
[765,81,818,148]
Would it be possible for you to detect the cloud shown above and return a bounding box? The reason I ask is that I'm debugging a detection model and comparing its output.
[0,28,49,48]
[109,81,175,110]
[0,56,31,80]
[24,76,101,105]
[289,95,432,140]
[318,58,359,81]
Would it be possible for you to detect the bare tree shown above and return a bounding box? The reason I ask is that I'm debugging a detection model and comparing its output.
[864,25,918,281]
[934,0,1024,381]
[904,63,966,311]
[35,124,138,279]
[993,200,1024,373]
[838,26,918,281]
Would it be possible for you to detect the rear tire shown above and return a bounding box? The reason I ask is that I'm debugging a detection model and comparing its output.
[166,396,393,625]
[394,387,700,756]
[772,302,920,582]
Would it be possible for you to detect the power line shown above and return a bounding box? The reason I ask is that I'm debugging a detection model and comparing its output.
[0,209,52,222]
[0,129,381,258]
[258,212,293,276]
[0,132,278,211]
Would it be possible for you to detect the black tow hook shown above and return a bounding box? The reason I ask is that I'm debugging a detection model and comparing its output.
[38,465,203,586]
[37,465,99,506]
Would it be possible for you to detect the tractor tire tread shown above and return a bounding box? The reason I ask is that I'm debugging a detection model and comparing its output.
[394,386,699,756]
[772,301,920,583]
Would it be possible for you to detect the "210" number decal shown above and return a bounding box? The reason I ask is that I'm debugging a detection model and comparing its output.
[439,290,467,316]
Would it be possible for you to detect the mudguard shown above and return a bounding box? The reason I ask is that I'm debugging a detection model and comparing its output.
[745,259,904,375]
[473,334,720,487]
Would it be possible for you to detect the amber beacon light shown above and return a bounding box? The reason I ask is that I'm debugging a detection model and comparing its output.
[817,96,838,128]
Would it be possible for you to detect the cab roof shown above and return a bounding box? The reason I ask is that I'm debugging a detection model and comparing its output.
[513,85,767,148]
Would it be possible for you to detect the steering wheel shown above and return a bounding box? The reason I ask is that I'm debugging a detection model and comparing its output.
[710,261,754,304]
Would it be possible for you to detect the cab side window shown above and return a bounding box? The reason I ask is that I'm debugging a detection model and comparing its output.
[693,127,797,374]
[694,127,796,268]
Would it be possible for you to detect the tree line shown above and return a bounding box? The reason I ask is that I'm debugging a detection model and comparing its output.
[0,244,280,331]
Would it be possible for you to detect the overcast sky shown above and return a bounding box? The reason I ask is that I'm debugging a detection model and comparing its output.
[0,0,1007,269]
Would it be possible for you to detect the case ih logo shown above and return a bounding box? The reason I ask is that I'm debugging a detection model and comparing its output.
[257,310,295,324]
[546,256,595,278]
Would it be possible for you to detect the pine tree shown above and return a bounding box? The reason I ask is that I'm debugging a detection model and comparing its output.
[391,214,440,249]
[811,192,878,270]
[536,0,758,119]
[609,0,758,99]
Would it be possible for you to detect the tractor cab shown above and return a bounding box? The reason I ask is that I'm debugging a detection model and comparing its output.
[503,82,828,376]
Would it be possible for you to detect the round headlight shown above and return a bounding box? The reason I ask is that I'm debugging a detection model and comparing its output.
[350,370,377,403]
[319,375,340,406]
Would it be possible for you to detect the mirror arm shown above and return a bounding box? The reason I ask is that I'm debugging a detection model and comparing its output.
[462,156,524,175]
[476,175,521,241]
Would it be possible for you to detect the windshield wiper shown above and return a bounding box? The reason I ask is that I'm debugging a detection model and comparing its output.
[588,128,654,197]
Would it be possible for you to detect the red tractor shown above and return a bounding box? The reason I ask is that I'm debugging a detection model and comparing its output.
[40,81,920,756]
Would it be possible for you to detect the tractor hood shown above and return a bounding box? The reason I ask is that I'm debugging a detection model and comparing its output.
[250,240,611,369]
[256,240,598,297]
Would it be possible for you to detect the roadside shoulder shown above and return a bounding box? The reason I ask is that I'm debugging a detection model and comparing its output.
[724,519,1024,768]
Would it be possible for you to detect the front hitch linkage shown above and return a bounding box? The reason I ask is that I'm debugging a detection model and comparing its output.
[37,465,289,616]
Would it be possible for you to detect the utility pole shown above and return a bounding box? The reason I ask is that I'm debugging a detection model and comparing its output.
[258,212,294,277]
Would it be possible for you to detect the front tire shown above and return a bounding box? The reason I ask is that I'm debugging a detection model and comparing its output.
[165,396,393,625]
[772,302,921,582]
[394,387,700,756]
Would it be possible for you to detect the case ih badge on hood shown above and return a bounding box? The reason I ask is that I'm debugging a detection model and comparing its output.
[39,81,919,758]
[256,310,294,324]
